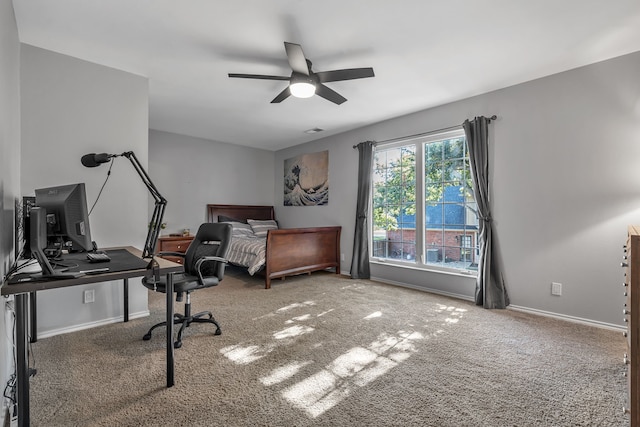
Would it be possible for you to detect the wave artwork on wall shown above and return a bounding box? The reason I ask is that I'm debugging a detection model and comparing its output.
[284,150,328,206]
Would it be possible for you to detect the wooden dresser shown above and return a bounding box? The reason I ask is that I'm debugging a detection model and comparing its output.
[624,225,640,426]
[157,235,194,265]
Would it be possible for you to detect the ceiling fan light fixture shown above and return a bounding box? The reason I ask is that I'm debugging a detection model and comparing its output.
[229,42,374,104]
[289,81,316,98]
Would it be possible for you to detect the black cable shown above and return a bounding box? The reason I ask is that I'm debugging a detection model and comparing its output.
[3,374,16,406]
[9,259,38,275]
[28,337,37,379]
[2,248,24,282]
[48,236,64,259]
[3,301,16,410]
[88,157,115,216]
[2,299,36,416]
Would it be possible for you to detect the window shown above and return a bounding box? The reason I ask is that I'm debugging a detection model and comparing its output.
[371,129,478,274]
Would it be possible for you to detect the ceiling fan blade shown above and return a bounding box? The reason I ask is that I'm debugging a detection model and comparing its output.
[271,86,291,103]
[284,42,309,76]
[228,73,290,80]
[315,84,347,105]
[316,67,375,83]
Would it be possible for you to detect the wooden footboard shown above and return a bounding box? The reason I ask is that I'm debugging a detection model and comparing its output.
[207,204,341,289]
[264,226,341,289]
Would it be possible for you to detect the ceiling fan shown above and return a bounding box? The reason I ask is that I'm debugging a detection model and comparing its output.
[228,42,375,105]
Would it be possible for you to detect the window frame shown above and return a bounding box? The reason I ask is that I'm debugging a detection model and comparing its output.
[370,128,478,276]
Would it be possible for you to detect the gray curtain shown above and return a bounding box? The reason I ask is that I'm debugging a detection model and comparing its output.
[350,141,375,279]
[463,117,509,308]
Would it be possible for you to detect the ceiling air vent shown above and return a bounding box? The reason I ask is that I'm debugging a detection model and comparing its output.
[304,127,324,134]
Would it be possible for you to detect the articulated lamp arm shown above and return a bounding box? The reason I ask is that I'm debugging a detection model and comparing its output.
[81,150,167,259]
[120,151,167,258]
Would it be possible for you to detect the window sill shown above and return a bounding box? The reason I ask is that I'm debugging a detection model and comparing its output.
[369,258,478,278]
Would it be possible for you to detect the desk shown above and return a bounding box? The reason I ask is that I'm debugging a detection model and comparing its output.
[1,246,183,427]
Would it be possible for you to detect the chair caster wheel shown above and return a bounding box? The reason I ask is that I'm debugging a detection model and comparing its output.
[215,328,222,336]
[143,333,152,341]
[174,341,182,349]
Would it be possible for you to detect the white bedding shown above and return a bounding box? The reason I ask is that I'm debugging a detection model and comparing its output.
[226,235,267,275]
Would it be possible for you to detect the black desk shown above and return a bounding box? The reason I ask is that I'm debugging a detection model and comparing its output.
[1,246,183,427]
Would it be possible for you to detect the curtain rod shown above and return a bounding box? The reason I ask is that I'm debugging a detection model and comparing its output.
[353,115,497,148]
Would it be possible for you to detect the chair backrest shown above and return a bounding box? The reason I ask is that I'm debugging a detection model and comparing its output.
[183,223,232,280]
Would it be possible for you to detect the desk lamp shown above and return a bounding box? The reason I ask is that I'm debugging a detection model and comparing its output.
[81,151,166,258]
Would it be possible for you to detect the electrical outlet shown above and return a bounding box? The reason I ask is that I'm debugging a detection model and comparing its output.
[83,289,95,304]
[341,253,345,261]
[551,282,562,296]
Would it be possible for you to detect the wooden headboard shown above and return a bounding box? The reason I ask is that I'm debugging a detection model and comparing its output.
[207,204,275,223]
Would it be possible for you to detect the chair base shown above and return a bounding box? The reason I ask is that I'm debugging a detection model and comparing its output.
[143,309,221,349]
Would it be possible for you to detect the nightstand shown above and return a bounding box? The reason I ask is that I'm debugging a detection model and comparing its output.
[157,235,194,264]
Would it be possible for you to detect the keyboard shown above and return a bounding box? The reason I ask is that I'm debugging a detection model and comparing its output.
[86,252,111,263]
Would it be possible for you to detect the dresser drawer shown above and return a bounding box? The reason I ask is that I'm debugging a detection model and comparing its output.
[157,235,194,264]
[161,239,193,253]
[163,255,186,265]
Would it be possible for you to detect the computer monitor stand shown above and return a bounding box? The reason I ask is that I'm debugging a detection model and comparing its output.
[29,206,84,280]
[31,246,84,280]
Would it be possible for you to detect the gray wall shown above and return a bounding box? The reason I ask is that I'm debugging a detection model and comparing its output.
[149,129,275,234]
[20,45,150,336]
[274,51,640,328]
[0,1,21,422]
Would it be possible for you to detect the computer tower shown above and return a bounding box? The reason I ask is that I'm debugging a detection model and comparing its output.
[20,196,36,258]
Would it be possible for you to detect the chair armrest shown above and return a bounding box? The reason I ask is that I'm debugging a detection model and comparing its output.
[195,256,228,284]
[194,256,228,271]
[157,251,186,258]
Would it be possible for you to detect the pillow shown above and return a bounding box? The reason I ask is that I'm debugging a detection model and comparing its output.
[228,221,254,237]
[247,219,278,237]
[218,214,247,224]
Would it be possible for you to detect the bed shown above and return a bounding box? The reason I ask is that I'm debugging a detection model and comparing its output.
[207,204,341,289]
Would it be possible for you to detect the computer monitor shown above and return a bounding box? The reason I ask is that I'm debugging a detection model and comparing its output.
[34,183,93,254]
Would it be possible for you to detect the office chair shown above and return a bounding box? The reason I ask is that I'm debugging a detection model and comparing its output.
[142,222,232,349]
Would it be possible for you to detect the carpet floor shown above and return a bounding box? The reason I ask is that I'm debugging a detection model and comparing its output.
[28,268,627,426]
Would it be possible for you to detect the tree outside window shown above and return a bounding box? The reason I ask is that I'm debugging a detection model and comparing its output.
[372,131,478,273]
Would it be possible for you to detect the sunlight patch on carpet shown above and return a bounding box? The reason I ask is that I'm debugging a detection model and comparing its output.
[281,329,423,418]
[436,304,467,313]
[259,361,314,386]
[316,309,334,317]
[220,325,315,365]
[276,301,316,313]
[274,325,315,340]
[220,295,468,419]
[220,343,275,365]
[340,283,367,290]
[253,300,319,321]
[363,311,382,319]
[436,303,467,325]
[286,314,312,323]
[223,302,321,365]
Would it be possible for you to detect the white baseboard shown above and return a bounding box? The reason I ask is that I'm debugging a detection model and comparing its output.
[369,275,475,302]
[361,273,625,332]
[37,310,150,339]
[507,305,625,332]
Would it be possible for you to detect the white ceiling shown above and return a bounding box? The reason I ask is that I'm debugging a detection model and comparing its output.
[12,0,640,151]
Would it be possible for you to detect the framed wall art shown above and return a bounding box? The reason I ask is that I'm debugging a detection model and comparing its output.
[284,150,328,206]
